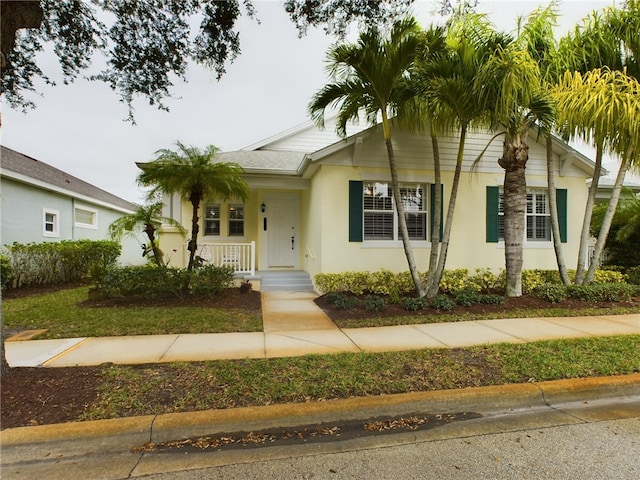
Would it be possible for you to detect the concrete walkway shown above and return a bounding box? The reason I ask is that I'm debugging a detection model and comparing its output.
[5,291,640,368]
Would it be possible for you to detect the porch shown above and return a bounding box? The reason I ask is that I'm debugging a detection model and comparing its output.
[195,242,314,291]
[196,241,256,275]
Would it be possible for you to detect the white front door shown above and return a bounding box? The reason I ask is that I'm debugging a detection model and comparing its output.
[266,193,299,268]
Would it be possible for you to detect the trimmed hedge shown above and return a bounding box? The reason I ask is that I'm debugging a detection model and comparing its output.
[3,240,121,289]
[96,264,235,300]
[315,267,640,306]
[534,282,638,303]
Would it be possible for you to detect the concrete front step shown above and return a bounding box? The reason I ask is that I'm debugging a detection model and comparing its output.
[259,271,314,292]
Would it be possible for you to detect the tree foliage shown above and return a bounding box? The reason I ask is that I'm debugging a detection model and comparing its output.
[109,202,186,267]
[1,0,470,120]
[309,18,427,297]
[1,0,255,120]
[136,142,249,271]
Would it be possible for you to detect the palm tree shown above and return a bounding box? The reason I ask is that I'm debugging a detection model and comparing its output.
[413,15,494,298]
[473,17,555,297]
[109,202,185,267]
[309,18,427,297]
[137,142,249,271]
[555,1,639,283]
[553,68,640,284]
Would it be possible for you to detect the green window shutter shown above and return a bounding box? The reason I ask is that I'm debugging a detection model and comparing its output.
[486,186,499,243]
[348,180,363,242]
[430,183,444,241]
[556,188,568,243]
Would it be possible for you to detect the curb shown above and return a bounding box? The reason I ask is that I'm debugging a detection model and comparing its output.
[2,373,639,449]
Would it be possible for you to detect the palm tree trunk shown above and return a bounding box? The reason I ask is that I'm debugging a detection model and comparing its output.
[382,113,426,297]
[546,135,570,284]
[500,139,529,297]
[145,223,164,267]
[425,133,441,295]
[186,195,202,272]
[583,150,632,284]
[575,143,604,284]
[427,126,467,299]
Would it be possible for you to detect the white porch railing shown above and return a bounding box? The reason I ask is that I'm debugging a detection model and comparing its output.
[195,241,255,275]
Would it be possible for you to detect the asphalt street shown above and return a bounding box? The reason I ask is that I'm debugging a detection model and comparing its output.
[3,396,638,479]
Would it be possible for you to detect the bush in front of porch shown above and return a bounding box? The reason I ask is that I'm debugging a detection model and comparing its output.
[96,264,235,300]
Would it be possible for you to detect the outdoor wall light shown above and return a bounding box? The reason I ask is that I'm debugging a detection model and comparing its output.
[261,203,266,213]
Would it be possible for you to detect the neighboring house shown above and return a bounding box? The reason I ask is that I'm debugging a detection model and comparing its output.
[1,146,142,265]
[157,115,598,288]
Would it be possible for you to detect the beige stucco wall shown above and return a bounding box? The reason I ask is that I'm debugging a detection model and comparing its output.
[160,194,261,269]
[157,126,591,278]
[309,163,588,276]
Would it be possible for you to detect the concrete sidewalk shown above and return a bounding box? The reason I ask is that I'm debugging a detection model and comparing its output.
[5,291,640,368]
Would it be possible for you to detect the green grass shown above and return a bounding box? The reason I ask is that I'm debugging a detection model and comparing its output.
[332,306,640,328]
[5,285,640,337]
[82,335,640,421]
[2,286,262,338]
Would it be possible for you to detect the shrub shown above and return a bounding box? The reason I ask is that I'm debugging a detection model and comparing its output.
[566,283,637,302]
[239,280,253,294]
[315,270,418,300]
[626,266,640,285]
[364,295,387,312]
[97,265,189,299]
[439,269,469,294]
[190,265,235,296]
[521,270,547,294]
[454,288,481,307]
[478,294,504,305]
[403,297,425,311]
[592,269,626,284]
[4,240,121,289]
[324,291,345,304]
[533,284,568,303]
[467,268,502,293]
[333,294,359,309]
[0,255,14,290]
[430,294,454,311]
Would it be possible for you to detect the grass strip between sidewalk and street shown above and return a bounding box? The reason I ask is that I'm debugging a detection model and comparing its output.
[82,335,640,422]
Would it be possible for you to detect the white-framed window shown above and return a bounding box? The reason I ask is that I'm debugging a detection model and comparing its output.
[204,204,221,236]
[43,208,59,237]
[228,205,244,236]
[74,206,98,229]
[363,182,427,241]
[498,189,550,242]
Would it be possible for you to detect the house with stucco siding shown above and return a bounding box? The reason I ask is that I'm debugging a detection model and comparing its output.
[155,115,597,291]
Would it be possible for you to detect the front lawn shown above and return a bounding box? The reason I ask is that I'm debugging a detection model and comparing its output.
[2,286,263,339]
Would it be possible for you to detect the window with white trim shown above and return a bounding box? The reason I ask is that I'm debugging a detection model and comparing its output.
[498,189,550,241]
[204,204,220,235]
[228,205,244,236]
[363,182,426,241]
[43,208,59,237]
[74,207,97,229]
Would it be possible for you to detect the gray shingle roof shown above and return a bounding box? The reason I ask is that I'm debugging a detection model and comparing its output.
[1,146,135,211]
[214,150,306,173]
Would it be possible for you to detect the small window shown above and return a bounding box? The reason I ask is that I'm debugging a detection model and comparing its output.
[228,205,244,236]
[74,207,97,229]
[204,204,220,236]
[43,208,59,237]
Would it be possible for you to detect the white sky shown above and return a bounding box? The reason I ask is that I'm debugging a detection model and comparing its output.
[0,1,615,203]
